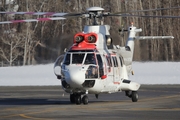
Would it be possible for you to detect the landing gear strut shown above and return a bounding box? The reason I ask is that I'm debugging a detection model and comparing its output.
[125,91,138,102]
[70,94,89,105]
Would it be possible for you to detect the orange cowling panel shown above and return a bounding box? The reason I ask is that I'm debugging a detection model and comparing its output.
[71,41,96,50]
[85,33,98,43]
[72,33,98,50]
[74,33,98,44]
[74,33,85,43]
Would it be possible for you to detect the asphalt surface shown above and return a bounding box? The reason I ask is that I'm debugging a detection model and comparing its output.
[0,85,180,120]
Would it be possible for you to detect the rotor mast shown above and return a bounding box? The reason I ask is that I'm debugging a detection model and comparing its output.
[86,7,105,25]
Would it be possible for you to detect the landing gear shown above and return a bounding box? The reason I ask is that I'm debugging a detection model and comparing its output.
[75,94,82,105]
[131,91,138,102]
[125,91,138,102]
[70,94,89,105]
[82,95,88,105]
[70,94,75,103]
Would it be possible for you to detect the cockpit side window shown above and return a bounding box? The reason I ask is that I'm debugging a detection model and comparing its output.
[54,55,64,67]
[63,54,70,65]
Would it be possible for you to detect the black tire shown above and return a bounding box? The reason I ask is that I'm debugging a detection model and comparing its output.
[131,91,138,102]
[75,95,81,105]
[70,94,75,103]
[125,91,132,98]
[82,95,88,105]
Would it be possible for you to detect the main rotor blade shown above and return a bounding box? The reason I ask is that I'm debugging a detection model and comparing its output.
[113,6,180,14]
[0,11,68,16]
[0,11,83,17]
[0,17,65,24]
[107,13,180,18]
[119,14,180,18]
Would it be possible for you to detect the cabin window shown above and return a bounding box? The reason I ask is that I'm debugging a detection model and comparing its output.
[112,56,118,67]
[115,57,119,67]
[119,57,123,67]
[106,56,112,67]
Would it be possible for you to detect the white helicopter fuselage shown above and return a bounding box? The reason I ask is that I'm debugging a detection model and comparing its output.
[54,23,173,104]
[54,25,140,95]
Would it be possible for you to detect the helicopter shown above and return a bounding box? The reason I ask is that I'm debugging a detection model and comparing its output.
[0,6,179,105]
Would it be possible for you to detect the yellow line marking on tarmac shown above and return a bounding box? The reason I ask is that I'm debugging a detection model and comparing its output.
[19,114,52,120]
[139,95,180,102]
[131,107,180,111]
[0,108,26,112]
[1,107,68,119]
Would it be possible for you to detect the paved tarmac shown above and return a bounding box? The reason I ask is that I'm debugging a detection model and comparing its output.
[0,85,180,120]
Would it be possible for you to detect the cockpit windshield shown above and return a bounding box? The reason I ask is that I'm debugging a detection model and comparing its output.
[62,51,104,79]
[63,52,97,65]
[72,53,85,64]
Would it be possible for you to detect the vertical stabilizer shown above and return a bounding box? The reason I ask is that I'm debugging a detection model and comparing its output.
[126,23,142,62]
[118,23,173,74]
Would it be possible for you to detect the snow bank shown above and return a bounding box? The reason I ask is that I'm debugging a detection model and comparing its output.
[0,62,180,86]
[0,64,60,86]
[131,62,180,84]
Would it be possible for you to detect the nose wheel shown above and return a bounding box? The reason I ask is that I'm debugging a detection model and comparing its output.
[131,91,138,102]
[70,94,89,105]
[82,95,88,105]
[125,91,138,102]
[75,94,82,105]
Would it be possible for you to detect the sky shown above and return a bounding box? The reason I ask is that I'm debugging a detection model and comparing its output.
[0,62,180,86]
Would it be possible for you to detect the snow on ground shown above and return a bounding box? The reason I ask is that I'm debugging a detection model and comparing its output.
[131,62,180,84]
[0,62,180,86]
[0,64,60,86]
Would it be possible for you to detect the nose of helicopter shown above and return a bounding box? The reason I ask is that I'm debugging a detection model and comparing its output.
[64,66,86,87]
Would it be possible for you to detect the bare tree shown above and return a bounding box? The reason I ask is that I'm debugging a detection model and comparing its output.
[0,32,24,66]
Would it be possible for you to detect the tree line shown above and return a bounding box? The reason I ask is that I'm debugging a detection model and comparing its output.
[0,0,180,66]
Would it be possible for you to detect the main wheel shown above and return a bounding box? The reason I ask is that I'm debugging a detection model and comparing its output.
[131,91,138,102]
[125,91,132,98]
[75,94,81,105]
[82,95,88,105]
[70,94,75,103]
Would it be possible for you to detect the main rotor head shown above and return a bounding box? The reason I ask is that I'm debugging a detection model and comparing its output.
[86,7,105,25]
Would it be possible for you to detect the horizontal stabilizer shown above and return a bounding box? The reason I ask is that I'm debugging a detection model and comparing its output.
[135,36,174,40]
